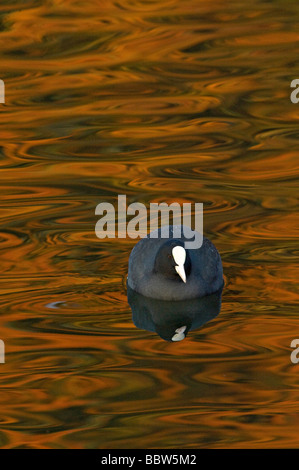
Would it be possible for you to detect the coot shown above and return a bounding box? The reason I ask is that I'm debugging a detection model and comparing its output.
[127,225,223,301]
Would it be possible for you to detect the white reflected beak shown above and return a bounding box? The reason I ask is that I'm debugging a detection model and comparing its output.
[172,325,187,342]
[175,264,186,283]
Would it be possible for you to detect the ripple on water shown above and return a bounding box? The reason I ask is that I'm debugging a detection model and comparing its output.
[0,0,299,449]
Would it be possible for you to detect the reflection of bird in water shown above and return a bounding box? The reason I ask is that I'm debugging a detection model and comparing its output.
[127,225,223,301]
[127,283,223,342]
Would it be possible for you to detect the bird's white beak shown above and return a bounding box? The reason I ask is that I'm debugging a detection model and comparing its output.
[175,264,186,283]
[172,246,187,283]
[172,325,187,342]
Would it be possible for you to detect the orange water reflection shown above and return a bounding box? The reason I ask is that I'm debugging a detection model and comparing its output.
[0,0,298,449]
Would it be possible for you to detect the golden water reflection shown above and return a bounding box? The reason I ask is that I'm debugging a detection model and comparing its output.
[0,0,298,449]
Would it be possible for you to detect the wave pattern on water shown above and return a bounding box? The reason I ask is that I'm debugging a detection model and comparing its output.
[0,0,298,449]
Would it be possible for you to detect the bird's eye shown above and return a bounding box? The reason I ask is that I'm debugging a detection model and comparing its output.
[168,254,172,259]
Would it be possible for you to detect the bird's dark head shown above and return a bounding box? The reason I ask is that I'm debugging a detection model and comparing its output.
[154,239,191,283]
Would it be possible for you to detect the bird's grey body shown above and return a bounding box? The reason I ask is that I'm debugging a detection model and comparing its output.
[127,225,223,301]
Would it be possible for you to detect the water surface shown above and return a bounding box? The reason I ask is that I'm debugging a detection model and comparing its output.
[0,0,298,449]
